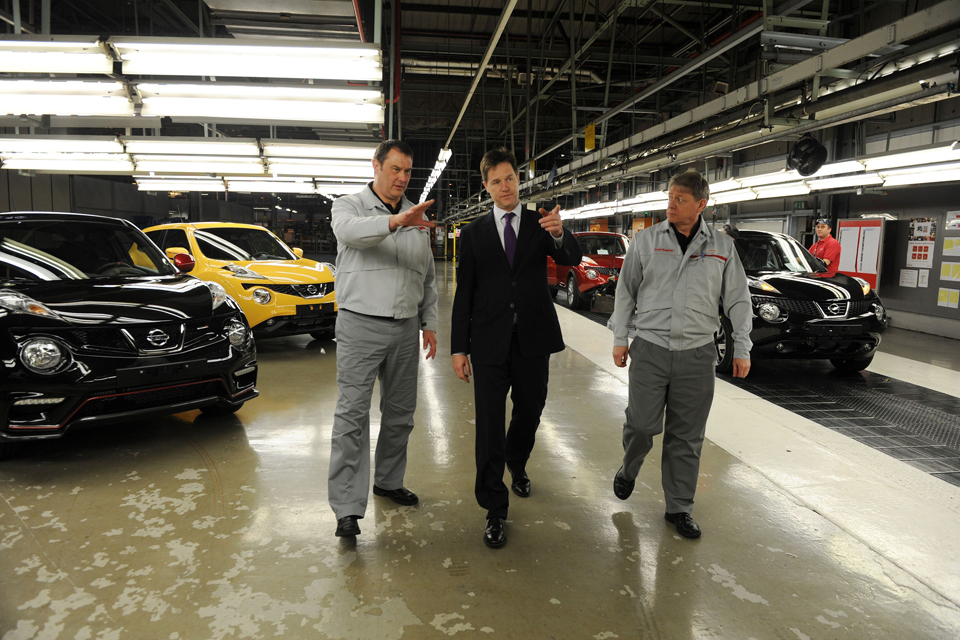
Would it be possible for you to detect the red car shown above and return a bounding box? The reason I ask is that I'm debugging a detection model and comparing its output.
[547,231,628,309]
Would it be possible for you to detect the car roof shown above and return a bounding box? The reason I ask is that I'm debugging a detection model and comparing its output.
[0,211,131,226]
[145,222,268,232]
[572,231,626,237]
[737,229,795,241]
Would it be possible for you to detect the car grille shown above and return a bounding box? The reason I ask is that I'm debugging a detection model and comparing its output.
[73,380,223,419]
[753,297,875,319]
[39,318,224,355]
[592,267,619,276]
[244,282,334,299]
[752,296,821,317]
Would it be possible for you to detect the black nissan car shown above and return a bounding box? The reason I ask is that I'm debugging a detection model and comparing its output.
[0,212,259,459]
[715,229,887,374]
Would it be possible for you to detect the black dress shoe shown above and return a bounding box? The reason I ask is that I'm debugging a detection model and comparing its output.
[613,466,635,500]
[665,512,701,539]
[508,465,531,498]
[373,485,419,505]
[483,517,506,548]
[335,516,360,537]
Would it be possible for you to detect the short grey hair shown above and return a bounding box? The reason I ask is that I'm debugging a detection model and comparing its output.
[668,170,710,202]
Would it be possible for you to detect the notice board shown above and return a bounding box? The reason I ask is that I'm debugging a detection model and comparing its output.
[837,219,884,289]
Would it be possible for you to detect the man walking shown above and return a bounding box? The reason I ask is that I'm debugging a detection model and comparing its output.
[451,147,581,548]
[328,139,438,538]
[609,170,752,539]
[809,218,841,277]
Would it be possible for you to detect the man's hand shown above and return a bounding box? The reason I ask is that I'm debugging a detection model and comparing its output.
[452,354,471,382]
[732,358,751,378]
[613,346,629,368]
[390,199,436,230]
[422,330,437,360]
[538,204,563,238]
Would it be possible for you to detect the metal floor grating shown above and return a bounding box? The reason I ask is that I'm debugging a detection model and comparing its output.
[571,306,960,488]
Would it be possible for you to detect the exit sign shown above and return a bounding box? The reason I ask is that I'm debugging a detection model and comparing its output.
[793,201,808,210]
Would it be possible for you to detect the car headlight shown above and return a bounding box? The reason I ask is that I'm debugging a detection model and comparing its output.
[0,292,60,319]
[758,302,785,323]
[224,318,250,348]
[19,338,70,374]
[203,281,229,309]
[873,303,885,322]
[252,288,272,304]
[585,269,599,280]
[854,277,871,295]
[321,262,337,276]
[747,276,780,294]
[222,264,267,279]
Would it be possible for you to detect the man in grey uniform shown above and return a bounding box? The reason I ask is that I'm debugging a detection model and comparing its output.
[328,139,438,538]
[608,170,752,538]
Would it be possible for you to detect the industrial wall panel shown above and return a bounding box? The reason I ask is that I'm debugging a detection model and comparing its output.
[31,174,52,212]
[51,175,71,212]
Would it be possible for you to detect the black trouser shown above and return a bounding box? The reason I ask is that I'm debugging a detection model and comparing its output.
[472,331,550,520]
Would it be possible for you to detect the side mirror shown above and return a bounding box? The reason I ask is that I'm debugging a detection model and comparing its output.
[165,247,196,273]
[292,247,304,258]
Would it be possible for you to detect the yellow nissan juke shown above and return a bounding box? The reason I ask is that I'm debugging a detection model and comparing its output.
[143,222,337,341]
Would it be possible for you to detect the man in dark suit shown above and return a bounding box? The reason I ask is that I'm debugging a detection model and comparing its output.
[451,147,582,548]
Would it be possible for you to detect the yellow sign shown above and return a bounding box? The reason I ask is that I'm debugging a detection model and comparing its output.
[585,122,596,152]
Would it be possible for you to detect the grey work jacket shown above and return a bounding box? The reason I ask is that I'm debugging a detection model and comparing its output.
[331,186,439,332]
[608,217,752,359]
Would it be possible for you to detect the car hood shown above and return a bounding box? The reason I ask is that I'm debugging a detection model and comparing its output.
[752,271,865,301]
[4,275,215,326]
[583,255,624,269]
[231,260,333,285]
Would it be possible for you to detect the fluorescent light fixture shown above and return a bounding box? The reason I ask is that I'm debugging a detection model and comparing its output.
[113,37,382,82]
[137,83,384,124]
[711,188,758,204]
[809,160,865,177]
[0,80,133,117]
[2,156,134,173]
[634,199,669,212]
[807,173,883,190]
[860,213,897,220]
[135,178,225,192]
[708,179,741,194]
[879,161,960,186]
[316,183,367,196]
[0,37,113,74]
[621,190,667,206]
[261,139,378,160]
[124,137,260,156]
[862,142,959,171]
[736,170,802,188]
[0,135,123,154]
[224,179,316,194]
[753,182,810,199]
[133,154,265,175]
[268,158,374,179]
[420,147,453,203]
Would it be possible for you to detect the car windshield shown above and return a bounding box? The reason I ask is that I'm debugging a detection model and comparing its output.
[578,235,627,256]
[194,227,295,261]
[737,234,826,274]
[0,218,175,281]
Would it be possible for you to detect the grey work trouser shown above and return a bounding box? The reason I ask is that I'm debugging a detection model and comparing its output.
[328,310,420,520]
[621,338,716,514]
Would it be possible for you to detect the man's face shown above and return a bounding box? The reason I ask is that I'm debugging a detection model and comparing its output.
[666,185,706,229]
[372,148,413,205]
[483,162,520,212]
[815,223,832,240]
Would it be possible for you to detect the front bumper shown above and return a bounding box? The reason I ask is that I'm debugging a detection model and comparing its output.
[750,319,887,360]
[1,355,258,441]
[252,302,337,338]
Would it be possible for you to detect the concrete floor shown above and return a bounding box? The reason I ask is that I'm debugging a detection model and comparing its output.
[3,261,960,639]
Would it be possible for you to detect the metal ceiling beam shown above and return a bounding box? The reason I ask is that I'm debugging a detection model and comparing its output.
[502,0,643,136]
[443,0,519,149]
[159,0,203,36]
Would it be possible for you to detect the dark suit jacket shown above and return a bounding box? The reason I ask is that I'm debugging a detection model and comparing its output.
[451,208,582,365]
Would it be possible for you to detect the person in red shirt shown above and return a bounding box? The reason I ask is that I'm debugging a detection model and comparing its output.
[809,218,841,277]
